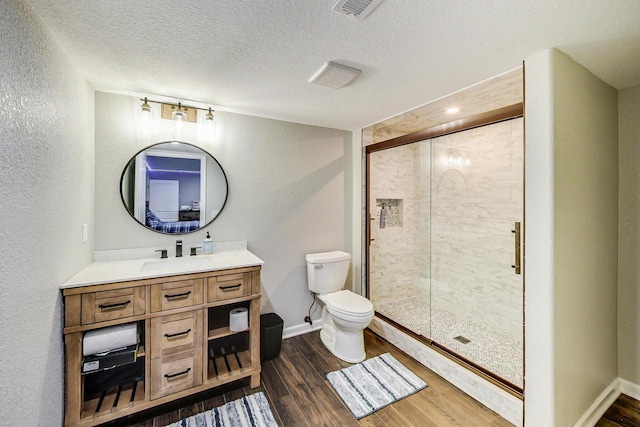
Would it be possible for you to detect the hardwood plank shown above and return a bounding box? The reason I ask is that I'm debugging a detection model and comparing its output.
[374,405,419,426]
[151,410,179,427]
[283,338,360,426]
[277,395,312,427]
[359,415,388,427]
[177,400,204,421]
[260,359,309,426]
[271,344,334,426]
[596,420,624,427]
[198,389,226,411]
[617,394,640,419]
[597,393,640,426]
[223,378,247,403]
[259,359,290,400]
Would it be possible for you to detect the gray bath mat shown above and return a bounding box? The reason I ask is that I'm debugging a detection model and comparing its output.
[164,391,277,427]
[327,352,428,419]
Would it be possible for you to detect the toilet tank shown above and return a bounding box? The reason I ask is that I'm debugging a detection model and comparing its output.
[306,251,351,294]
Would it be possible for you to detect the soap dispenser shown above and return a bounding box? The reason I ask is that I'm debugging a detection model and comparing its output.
[203,232,213,254]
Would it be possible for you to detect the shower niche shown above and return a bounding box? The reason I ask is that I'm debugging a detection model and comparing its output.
[375,199,403,229]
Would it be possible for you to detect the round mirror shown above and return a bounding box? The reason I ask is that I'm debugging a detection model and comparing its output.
[120,141,228,234]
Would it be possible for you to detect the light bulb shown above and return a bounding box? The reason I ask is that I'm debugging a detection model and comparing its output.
[140,97,152,128]
[172,103,187,130]
[203,107,215,128]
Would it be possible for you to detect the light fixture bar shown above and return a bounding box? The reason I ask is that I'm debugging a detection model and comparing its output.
[139,98,215,124]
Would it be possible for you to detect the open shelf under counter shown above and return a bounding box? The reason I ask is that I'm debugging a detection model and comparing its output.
[207,348,253,382]
[81,379,146,424]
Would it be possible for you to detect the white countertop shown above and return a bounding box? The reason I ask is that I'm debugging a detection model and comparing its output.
[60,249,264,289]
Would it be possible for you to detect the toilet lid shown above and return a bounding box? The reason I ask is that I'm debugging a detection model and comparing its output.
[325,290,373,317]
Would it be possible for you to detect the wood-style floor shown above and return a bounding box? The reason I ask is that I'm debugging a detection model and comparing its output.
[596,394,640,426]
[108,329,512,426]
[99,329,640,426]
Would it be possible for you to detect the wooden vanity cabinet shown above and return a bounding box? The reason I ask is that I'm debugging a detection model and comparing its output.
[62,266,261,427]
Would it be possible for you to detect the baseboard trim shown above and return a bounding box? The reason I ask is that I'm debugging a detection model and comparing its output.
[283,319,322,339]
[619,378,640,401]
[574,378,621,427]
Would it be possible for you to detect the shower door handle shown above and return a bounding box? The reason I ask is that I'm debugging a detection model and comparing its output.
[511,222,521,275]
[368,216,375,245]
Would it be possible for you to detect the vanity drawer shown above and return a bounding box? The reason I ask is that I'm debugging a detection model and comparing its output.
[151,279,203,312]
[207,273,251,302]
[81,287,145,325]
[151,310,203,358]
[150,347,203,400]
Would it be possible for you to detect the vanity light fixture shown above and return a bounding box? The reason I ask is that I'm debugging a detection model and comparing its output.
[139,97,153,127]
[138,98,216,130]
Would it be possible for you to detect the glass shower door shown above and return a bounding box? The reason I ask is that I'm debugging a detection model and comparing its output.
[366,117,524,391]
[429,118,523,389]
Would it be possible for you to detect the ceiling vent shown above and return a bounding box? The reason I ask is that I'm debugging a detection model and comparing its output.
[308,62,361,89]
[332,0,384,19]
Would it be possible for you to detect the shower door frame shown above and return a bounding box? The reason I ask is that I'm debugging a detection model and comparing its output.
[365,103,525,395]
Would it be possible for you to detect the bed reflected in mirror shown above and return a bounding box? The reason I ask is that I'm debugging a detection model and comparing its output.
[120,141,228,234]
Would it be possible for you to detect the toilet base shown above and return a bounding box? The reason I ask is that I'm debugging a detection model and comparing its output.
[320,328,366,363]
[319,307,368,363]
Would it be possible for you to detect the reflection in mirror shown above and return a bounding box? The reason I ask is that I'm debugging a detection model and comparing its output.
[120,141,228,234]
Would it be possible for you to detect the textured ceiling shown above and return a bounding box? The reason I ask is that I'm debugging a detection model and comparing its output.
[27,0,640,130]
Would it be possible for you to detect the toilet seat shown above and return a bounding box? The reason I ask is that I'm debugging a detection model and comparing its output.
[323,290,374,318]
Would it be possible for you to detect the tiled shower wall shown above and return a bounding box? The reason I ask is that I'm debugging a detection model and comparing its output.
[369,143,431,311]
[430,118,523,339]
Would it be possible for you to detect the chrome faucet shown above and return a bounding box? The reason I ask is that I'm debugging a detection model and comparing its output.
[176,240,183,257]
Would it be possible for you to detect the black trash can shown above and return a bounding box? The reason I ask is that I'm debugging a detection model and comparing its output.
[260,313,284,361]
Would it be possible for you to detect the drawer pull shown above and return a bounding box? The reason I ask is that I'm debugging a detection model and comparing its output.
[98,301,131,311]
[220,284,241,291]
[165,367,191,380]
[164,328,191,339]
[165,291,191,301]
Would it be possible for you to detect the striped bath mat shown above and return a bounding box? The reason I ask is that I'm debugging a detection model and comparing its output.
[165,391,278,427]
[327,353,428,419]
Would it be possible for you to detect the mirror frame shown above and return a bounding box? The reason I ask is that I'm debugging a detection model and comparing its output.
[119,141,228,235]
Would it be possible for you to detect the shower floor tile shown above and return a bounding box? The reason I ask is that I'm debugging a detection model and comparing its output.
[376,298,523,388]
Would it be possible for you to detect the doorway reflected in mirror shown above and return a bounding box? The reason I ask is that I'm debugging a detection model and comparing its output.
[120,141,228,234]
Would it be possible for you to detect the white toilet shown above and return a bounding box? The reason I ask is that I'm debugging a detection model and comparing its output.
[306,251,374,363]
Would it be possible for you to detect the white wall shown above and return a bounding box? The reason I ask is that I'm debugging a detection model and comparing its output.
[524,48,618,426]
[0,1,95,425]
[618,84,640,384]
[94,91,353,328]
